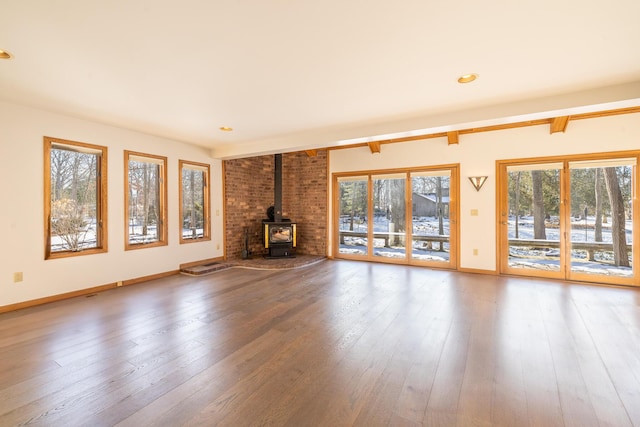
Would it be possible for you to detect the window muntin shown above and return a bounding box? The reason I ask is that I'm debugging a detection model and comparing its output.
[179,160,210,243]
[125,151,167,249]
[44,137,107,259]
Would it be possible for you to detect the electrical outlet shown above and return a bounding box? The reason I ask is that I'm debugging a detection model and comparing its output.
[216,209,220,216]
[471,209,479,216]
[217,243,220,250]
[473,249,479,256]
[13,272,23,283]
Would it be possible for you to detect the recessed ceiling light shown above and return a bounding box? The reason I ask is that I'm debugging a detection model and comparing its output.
[219,126,233,132]
[0,50,13,60]
[457,73,478,84]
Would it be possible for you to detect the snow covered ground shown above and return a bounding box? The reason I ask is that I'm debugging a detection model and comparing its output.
[508,215,632,242]
[339,215,450,261]
[338,214,634,277]
[508,215,633,277]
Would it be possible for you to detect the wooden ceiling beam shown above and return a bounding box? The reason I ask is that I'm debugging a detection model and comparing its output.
[550,116,570,134]
[304,149,317,157]
[447,131,459,145]
[323,106,639,153]
[368,141,381,154]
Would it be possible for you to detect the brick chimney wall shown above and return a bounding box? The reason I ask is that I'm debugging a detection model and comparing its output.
[282,151,327,256]
[223,151,327,259]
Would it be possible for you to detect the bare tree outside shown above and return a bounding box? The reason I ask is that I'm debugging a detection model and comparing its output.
[387,178,406,246]
[603,167,629,267]
[594,168,604,242]
[531,170,546,240]
[436,176,444,250]
[511,171,521,238]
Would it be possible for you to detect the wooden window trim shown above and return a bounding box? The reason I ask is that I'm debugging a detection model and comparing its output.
[179,160,211,244]
[44,136,108,260]
[124,150,168,250]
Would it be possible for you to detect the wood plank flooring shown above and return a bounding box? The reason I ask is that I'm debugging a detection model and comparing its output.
[1,260,639,426]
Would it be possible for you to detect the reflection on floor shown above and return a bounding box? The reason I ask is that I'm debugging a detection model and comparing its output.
[180,254,326,275]
[226,254,326,270]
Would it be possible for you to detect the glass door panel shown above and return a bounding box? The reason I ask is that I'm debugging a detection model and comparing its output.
[411,171,451,264]
[568,159,635,280]
[504,163,563,278]
[372,174,407,259]
[337,177,369,256]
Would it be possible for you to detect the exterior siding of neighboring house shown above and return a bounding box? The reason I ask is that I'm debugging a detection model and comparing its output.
[412,192,450,217]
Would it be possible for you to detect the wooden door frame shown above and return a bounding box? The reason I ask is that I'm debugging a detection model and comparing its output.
[332,164,459,269]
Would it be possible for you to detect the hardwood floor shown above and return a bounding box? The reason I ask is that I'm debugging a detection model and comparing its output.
[1,260,639,426]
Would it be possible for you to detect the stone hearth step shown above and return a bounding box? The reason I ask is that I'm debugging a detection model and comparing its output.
[180,262,233,276]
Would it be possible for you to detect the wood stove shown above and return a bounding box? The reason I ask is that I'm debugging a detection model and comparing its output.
[263,220,296,258]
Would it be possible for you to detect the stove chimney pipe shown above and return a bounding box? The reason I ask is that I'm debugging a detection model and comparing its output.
[274,154,282,222]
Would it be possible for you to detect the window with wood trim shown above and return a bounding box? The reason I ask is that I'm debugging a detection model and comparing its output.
[179,160,210,243]
[125,151,168,249]
[44,137,108,259]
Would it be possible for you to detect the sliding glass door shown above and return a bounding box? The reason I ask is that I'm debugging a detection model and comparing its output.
[568,158,635,282]
[502,163,563,279]
[372,173,407,259]
[499,153,638,286]
[410,170,452,267]
[337,176,369,257]
[335,166,458,269]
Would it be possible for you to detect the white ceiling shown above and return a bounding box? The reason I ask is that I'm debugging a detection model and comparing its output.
[2,1,640,159]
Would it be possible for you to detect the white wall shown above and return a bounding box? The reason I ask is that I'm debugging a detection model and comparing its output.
[0,101,224,307]
[329,113,640,271]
